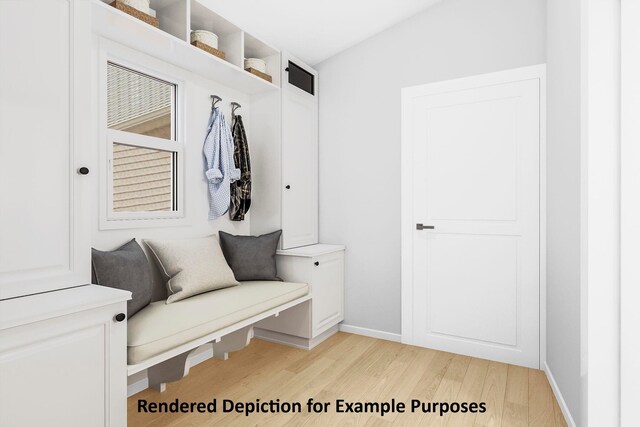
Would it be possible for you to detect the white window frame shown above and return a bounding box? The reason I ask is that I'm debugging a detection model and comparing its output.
[99,41,188,230]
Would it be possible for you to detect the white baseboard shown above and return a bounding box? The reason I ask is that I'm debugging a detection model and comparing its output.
[127,345,213,397]
[543,362,577,427]
[254,325,339,350]
[127,376,149,397]
[338,324,401,343]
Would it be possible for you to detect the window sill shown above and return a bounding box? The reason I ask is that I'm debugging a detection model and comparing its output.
[99,216,191,231]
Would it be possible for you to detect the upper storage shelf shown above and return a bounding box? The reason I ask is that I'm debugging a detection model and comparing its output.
[93,0,280,94]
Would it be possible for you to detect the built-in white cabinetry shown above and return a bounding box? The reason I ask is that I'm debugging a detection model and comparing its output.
[254,245,345,348]
[0,0,91,300]
[281,52,320,249]
[251,53,319,249]
[0,3,127,425]
[91,0,318,249]
[92,0,280,93]
[0,285,130,427]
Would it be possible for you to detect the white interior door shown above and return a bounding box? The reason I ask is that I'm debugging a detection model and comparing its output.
[402,66,543,368]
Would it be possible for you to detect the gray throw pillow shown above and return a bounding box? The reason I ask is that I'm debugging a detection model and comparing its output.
[218,230,282,281]
[92,239,153,317]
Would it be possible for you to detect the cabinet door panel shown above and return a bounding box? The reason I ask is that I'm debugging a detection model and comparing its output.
[0,0,88,299]
[311,253,344,336]
[281,54,318,249]
[0,326,105,427]
[0,303,127,427]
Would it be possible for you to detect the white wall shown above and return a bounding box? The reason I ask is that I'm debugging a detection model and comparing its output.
[316,0,546,335]
[545,1,582,425]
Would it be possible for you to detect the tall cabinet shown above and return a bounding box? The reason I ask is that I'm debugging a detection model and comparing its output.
[251,52,319,249]
[0,2,129,426]
[0,0,91,300]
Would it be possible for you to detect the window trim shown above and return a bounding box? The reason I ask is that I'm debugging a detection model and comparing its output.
[99,42,188,230]
[106,129,183,221]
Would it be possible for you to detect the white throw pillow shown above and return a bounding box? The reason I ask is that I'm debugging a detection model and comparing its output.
[145,236,239,304]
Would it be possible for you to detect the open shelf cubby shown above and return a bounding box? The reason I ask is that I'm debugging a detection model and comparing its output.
[189,0,243,68]
[98,0,189,38]
[244,33,280,86]
[94,0,280,93]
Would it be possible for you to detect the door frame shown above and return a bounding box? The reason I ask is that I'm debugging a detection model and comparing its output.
[400,64,547,368]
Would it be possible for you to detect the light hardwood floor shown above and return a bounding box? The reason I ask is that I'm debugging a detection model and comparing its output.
[128,332,567,426]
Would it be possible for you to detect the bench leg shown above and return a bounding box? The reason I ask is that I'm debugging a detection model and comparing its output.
[147,349,195,392]
[212,325,253,360]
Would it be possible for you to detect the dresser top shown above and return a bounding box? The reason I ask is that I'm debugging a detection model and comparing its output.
[277,244,345,257]
[0,285,130,331]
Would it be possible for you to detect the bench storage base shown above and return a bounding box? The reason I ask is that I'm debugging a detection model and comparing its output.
[254,324,339,350]
[147,325,255,391]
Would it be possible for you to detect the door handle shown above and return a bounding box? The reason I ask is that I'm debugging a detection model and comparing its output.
[416,224,435,230]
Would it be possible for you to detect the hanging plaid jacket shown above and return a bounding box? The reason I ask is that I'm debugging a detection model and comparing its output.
[230,114,251,221]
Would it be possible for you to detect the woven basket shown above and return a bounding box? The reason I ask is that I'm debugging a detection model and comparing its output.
[191,41,226,60]
[190,30,219,49]
[244,58,267,73]
[120,0,150,13]
[245,67,272,83]
[110,1,159,28]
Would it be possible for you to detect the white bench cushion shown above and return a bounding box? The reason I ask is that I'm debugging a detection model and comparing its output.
[127,281,309,364]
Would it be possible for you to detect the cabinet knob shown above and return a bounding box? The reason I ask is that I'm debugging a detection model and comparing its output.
[114,313,126,322]
[77,167,90,175]
[314,261,320,266]
[285,185,291,189]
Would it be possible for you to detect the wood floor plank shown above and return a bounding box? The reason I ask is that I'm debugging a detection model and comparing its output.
[473,361,508,427]
[502,364,529,427]
[243,337,377,426]
[411,350,456,401]
[528,369,556,426]
[367,345,435,423]
[127,333,565,427]
[391,350,457,427]
[425,354,471,427]
[285,331,359,373]
[445,357,489,427]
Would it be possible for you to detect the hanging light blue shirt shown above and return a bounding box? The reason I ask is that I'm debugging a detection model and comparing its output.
[203,107,240,219]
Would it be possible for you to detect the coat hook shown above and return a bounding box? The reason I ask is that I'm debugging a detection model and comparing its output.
[211,95,222,109]
[231,102,241,116]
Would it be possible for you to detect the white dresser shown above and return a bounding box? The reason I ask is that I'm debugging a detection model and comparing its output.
[0,285,130,427]
[254,245,345,348]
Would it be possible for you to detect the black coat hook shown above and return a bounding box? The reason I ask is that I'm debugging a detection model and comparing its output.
[231,102,241,116]
[211,95,222,109]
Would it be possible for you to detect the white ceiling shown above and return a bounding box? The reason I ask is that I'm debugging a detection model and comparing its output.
[199,0,442,65]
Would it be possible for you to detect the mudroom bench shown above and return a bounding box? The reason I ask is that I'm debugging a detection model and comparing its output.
[126,244,344,393]
[127,280,310,392]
